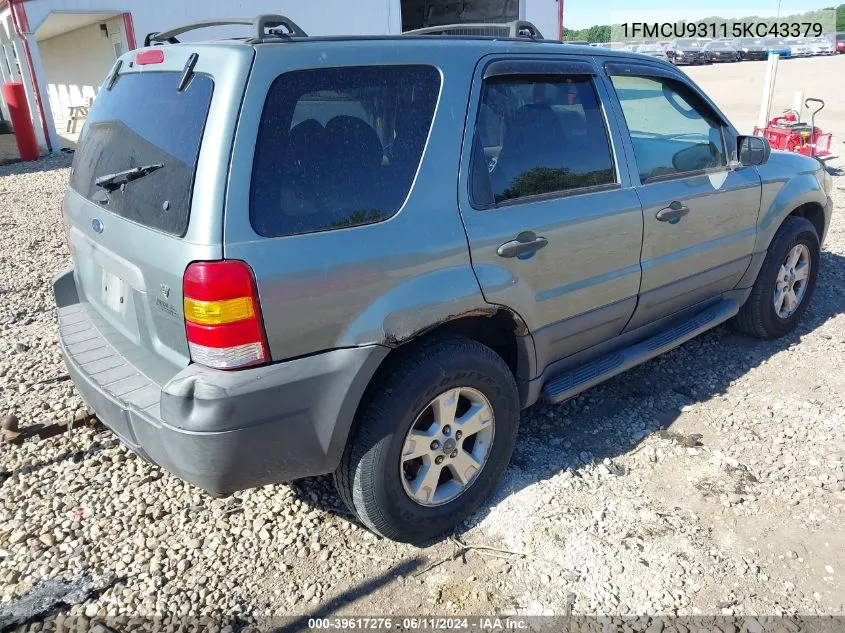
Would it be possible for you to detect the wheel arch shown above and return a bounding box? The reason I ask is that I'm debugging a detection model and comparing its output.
[337,306,535,465]
[738,198,827,291]
[402,308,536,386]
[787,201,827,244]
[754,173,830,254]
[334,264,537,405]
[367,307,535,404]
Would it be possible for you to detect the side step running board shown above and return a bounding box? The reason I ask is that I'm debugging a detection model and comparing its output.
[542,299,739,404]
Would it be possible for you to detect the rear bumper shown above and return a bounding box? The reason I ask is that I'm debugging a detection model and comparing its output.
[54,268,388,495]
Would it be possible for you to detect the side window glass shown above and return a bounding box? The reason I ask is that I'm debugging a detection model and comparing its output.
[609,74,727,183]
[470,73,617,208]
[250,65,440,238]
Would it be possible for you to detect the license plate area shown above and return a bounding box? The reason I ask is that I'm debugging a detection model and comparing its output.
[89,266,141,344]
[102,270,128,317]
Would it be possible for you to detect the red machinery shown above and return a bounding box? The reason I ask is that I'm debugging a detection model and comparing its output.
[754,98,832,159]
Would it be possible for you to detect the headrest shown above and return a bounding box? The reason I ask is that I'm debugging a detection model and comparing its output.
[325,116,383,171]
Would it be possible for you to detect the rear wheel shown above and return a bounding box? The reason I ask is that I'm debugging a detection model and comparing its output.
[334,336,519,543]
[733,216,820,339]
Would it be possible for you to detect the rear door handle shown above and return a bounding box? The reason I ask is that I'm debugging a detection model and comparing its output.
[656,202,690,223]
[497,232,549,258]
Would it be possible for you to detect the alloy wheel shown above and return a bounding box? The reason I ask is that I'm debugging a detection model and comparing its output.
[774,243,811,319]
[400,387,495,507]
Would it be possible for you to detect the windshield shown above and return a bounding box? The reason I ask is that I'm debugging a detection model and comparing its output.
[765,38,787,46]
[69,72,214,237]
[708,42,732,49]
[738,38,764,46]
[676,39,701,47]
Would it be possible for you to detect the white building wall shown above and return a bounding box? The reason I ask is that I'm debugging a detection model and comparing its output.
[39,17,122,125]
[23,0,556,41]
[524,0,560,40]
[24,0,397,42]
[14,0,558,150]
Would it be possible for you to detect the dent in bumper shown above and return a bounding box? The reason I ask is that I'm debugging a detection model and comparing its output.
[54,268,389,495]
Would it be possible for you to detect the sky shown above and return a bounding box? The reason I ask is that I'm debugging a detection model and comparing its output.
[562,0,837,29]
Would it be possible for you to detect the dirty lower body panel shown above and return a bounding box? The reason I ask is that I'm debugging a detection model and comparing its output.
[53,268,388,495]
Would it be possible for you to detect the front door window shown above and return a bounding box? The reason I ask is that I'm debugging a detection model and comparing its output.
[610,74,727,183]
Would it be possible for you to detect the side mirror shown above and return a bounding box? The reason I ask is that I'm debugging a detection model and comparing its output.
[738,135,771,166]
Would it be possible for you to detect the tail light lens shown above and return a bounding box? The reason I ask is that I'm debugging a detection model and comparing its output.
[183,261,269,370]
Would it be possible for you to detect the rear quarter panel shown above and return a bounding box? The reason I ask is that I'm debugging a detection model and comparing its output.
[223,42,494,361]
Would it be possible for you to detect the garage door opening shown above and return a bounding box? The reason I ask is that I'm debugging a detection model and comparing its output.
[401,0,519,31]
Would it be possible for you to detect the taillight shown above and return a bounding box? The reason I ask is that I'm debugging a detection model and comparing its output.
[183,261,269,370]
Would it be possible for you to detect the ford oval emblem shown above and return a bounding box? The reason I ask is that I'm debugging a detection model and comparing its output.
[91,218,104,234]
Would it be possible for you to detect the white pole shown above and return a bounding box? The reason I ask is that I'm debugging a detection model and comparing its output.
[22,34,61,153]
[768,54,780,122]
[2,42,20,81]
[11,38,47,151]
[792,90,804,121]
[0,43,12,121]
[757,53,779,130]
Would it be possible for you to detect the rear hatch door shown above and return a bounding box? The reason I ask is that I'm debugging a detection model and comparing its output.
[63,44,254,384]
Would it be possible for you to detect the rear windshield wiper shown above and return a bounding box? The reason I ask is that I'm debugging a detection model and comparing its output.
[94,164,164,193]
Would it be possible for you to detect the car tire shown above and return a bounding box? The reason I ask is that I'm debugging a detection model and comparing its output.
[733,216,820,339]
[334,335,520,544]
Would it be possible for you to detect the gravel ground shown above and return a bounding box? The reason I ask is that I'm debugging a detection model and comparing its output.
[1,138,844,627]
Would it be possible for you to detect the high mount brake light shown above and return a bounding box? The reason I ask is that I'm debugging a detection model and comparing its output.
[136,49,165,65]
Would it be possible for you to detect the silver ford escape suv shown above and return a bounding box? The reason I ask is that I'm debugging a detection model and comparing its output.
[54,15,834,544]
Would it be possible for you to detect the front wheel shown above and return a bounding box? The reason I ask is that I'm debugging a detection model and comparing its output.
[334,336,520,543]
[733,216,820,339]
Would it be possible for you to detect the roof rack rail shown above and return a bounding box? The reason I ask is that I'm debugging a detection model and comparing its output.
[404,20,544,40]
[144,14,308,47]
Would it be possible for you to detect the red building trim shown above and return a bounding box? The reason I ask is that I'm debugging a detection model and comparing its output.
[122,12,137,50]
[8,0,52,152]
[10,0,30,31]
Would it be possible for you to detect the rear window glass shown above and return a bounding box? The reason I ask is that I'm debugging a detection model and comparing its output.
[250,65,440,238]
[69,72,213,237]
